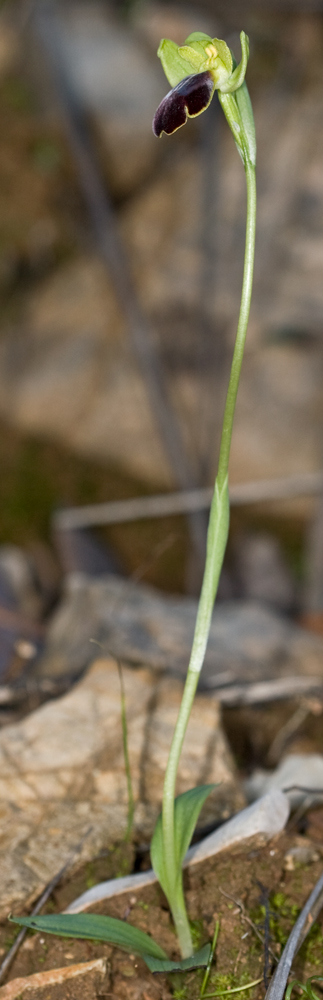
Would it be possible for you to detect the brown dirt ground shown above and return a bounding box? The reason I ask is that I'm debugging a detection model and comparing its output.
[2,819,323,1000]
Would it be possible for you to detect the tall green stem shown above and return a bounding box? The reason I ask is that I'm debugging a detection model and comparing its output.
[161,159,256,958]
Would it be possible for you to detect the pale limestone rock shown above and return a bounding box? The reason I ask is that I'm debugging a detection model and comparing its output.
[245,753,323,808]
[0,657,243,915]
[0,256,170,487]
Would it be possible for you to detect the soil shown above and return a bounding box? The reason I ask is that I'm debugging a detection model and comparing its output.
[2,821,323,1000]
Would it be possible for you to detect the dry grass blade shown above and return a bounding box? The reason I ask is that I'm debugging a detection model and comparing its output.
[219,888,278,966]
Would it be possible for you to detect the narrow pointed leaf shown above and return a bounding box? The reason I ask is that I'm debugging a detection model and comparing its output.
[173,784,215,869]
[151,784,215,896]
[144,943,211,974]
[150,810,168,895]
[211,38,233,74]
[9,913,167,960]
[157,38,199,87]
[220,31,249,93]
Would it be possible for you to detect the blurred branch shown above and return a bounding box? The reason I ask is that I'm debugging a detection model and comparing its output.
[53,470,323,531]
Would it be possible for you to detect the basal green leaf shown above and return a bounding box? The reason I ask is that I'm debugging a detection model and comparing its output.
[9,913,167,960]
[150,811,168,896]
[150,784,215,897]
[144,943,211,974]
[173,784,215,870]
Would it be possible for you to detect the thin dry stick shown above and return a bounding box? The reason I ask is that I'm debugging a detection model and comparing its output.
[264,869,323,1000]
[0,828,92,986]
[219,889,279,967]
[216,677,323,706]
[267,704,311,765]
[256,882,272,989]
[53,470,323,533]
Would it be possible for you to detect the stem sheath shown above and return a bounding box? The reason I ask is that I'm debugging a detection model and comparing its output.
[161,159,256,958]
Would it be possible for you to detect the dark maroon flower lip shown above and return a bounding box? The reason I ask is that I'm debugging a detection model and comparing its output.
[152,71,214,137]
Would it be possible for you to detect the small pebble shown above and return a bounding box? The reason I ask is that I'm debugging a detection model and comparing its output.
[284,844,320,871]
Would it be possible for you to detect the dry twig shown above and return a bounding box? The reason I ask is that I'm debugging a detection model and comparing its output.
[265,869,323,1000]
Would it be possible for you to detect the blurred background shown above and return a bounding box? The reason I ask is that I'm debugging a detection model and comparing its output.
[0,0,323,617]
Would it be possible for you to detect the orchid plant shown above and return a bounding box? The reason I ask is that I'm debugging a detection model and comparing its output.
[11,29,256,975]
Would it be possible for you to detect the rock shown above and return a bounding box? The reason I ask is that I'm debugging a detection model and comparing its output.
[66,790,290,913]
[284,841,320,871]
[0,257,170,487]
[245,753,323,808]
[53,526,122,577]
[0,656,243,916]
[0,545,41,621]
[187,789,289,863]
[0,545,44,680]
[35,573,323,692]
[0,958,108,1000]
[233,532,296,613]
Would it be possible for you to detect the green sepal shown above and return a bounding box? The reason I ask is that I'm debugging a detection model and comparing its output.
[220,31,249,92]
[157,35,233,89]
[184,32,213,44]
[144,942,211,974]
[157,38,201,87]
[9,913,167,961]
[151,784,215,899]
[211,38,233,76]
[183,36,232,77]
